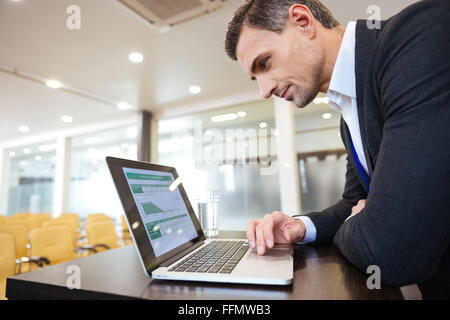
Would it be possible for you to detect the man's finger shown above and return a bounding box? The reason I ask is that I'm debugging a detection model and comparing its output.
[246,220,257,249]
[263,214,275,249]
[255,220,266,255]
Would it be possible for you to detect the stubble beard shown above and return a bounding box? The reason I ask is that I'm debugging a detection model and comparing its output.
[292,52,323,108]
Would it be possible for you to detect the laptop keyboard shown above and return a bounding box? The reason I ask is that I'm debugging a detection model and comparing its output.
[168,240,250,274]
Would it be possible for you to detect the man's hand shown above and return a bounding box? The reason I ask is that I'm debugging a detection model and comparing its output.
[350,199,366,218]
[246,211,306,256]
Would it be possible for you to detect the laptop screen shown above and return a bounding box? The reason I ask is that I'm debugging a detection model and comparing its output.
[122,167,199,257]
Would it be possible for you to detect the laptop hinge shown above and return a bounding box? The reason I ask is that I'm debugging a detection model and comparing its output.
[159,240,205,268]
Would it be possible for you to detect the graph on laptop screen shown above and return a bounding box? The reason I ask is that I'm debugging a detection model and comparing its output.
[122,167,198,257]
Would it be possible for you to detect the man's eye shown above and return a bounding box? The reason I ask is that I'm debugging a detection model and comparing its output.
[260,57,269,69]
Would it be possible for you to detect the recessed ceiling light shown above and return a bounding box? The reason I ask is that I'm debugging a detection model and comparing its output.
[259,122,268,129]
[83,137,103,145]
[23,148,31,154]
[322,113,332,120]
[35,155,42,161]
[46,80,61,89]
[117,102,131,110]
[237,111,246,118]
[9,151,16,157]
[61,115,73,123]
[189,85,201,94]
[211,113,237,123]
[18,125,29,133]
[128,52,144,63]
[314,97,330,104]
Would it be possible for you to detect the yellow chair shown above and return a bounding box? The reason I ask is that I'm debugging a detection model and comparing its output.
[87,213,111,223]
[13,212,32,219]
[35,213,52,227]
[42,220,78,247]
[0,216,10,226]
[86,220,119,252]
[0,233,17,300]
[29,226,74,266]
[7,215,39,233]
[0,224,28,259]
[59,213,80,228]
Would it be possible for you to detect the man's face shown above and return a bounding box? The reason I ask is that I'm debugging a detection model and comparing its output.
[236,23,323,108]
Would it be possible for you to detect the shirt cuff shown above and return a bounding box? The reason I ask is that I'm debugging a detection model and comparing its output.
[295,216,317,244]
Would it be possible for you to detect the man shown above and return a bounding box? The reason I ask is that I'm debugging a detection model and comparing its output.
[225,0,449,299]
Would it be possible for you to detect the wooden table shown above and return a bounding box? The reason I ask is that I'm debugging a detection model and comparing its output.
[6,231,405,300]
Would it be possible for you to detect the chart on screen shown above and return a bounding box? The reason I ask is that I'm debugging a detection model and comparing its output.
[122,167,198,257]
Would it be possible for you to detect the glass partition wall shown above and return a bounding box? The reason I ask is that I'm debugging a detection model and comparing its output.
[158,100,281,231]
[6,142,56,215]
[68,125,138,220]
[294,95,347,213]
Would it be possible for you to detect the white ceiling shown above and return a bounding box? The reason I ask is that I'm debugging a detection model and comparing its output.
[0,0,419,143]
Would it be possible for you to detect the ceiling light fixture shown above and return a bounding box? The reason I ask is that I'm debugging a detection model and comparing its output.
[18,125,29,133]
[128,52,144,63]
[314,97,330,104]
[322,113,332,120]
[237,111,246,118]
[189,85,201,94]
[117,102,131,110]
[46,80,61,89]
[259,122,268,129]
[211,113,238,123]
[61,115,73,123]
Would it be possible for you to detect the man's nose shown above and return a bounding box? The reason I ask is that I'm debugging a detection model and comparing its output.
[256,76,277,99]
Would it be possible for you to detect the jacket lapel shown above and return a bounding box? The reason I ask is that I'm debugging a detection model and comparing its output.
[354,20,385,178]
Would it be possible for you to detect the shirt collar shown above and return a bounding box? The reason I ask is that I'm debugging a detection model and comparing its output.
[328,21,357,102]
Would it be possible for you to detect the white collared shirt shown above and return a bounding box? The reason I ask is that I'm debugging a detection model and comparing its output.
[297,21,367,243]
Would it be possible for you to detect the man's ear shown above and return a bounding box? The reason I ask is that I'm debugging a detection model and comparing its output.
[288,4,316,39]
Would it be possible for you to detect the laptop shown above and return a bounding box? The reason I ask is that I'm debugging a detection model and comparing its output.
[106,156,293,285]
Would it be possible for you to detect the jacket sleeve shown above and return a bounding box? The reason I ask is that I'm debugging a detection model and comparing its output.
[333,0,450,287]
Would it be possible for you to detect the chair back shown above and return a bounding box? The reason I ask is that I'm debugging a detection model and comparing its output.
[0,233,16,278]
[29,226,74,265]
[42,219,78,247]
[86,220,118,251]
[0,216,10,226]
[0,224,28,259]
[0,233,16,300]
[35,213,52,227]
[59,213,80,228]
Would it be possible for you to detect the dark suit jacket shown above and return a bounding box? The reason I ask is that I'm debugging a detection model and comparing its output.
[303,0,450,299]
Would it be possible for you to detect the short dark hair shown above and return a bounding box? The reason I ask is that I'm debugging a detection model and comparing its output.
[225,0,340,60]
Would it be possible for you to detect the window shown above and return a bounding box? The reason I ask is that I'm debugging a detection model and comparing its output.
[68,126,138,220]
[6,141,56,215]
[294,96,347,213]
[158,100,281,231]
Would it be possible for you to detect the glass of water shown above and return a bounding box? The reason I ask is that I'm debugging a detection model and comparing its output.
[197,190,220,238]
